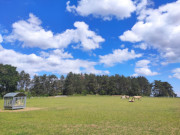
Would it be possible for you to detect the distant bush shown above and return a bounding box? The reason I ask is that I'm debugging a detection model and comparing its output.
[99,90,106,95]
[82,90,88,96]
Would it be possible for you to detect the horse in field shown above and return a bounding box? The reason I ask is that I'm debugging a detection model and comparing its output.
[121,95,130,99]
[121,95,126,99]
[133,96,142,100]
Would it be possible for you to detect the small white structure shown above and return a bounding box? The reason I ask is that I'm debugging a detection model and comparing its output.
[4,92,26,110]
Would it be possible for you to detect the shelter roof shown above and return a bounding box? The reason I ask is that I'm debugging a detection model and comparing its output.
[4,92,26,98]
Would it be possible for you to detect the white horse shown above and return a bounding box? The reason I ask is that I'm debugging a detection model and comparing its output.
[133,96,142,100]
[121,95,126,99]
[121,95,130,99]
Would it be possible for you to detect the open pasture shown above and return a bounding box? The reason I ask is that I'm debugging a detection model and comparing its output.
[0,96,180,135]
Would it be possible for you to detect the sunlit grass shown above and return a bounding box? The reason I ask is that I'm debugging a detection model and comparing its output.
[0,96,180,135]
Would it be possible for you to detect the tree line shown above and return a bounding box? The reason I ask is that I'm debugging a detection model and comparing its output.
[0,64,177,97]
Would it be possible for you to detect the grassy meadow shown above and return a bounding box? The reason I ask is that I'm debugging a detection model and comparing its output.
[0,96,180,135]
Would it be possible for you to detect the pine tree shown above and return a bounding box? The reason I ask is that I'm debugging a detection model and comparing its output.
[64,72,74,95]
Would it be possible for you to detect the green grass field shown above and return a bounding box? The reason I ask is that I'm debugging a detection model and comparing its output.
[0,96,180,135]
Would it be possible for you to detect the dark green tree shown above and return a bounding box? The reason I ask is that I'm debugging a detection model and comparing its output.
[130,77,141,96]
[0,64,19,96]
[47,74,58,96]
[137,76,151,96]
[64,72,74,95]
[73,73,85,94]
[152,80,176,97]
[85,74,98,94]
[31,75,42,96]
[97,75,109,95]
[108,76,117,95]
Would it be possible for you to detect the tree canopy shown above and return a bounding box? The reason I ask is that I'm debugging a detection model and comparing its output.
[0,64,177,97]
[0,64,19,96]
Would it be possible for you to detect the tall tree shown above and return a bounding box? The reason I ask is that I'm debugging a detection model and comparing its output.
[64,72,74,95]
[47,74,59,96]
[108,76,117,95]
[121,76,131,95]
[0,64,19,96]
[130,77,141,96]
[18,70,31,91]
[152,80,176,97]
[137,76,152,96]
[85,74,98,94]
[31,75,42,96]
[59,75,65,94]
[97,75,109,95]
[73,73,85,94]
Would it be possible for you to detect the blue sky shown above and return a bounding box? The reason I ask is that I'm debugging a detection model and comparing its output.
[0,0,180,96]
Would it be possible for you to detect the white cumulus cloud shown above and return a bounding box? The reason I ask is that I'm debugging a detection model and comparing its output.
[133,59,158,76]
[99,48,142,67]
[5,13,105,50]
[134,43,148,50]
[0,45,109,76]
[120,0,180,64]
[66,0,136,20]
[171,68,180,79]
